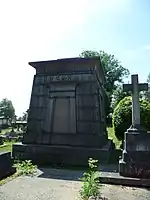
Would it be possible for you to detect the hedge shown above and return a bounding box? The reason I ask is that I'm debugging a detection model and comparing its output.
[112,96,150,140]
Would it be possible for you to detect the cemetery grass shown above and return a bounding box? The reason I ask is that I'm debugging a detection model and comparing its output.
[107,127,121,149]
[0,141,14,152]
[0,128,12,135]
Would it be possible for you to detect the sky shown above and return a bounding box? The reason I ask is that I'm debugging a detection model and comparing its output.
[0,0,150,116]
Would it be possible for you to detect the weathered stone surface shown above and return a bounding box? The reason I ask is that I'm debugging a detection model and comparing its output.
[12,142,113,166]
[0,152,16,180]
[13,57,114,166]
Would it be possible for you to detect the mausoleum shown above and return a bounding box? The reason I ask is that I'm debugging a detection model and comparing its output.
[13,57,114,166]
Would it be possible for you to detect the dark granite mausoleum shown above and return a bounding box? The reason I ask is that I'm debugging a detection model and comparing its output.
[12,57,114,166]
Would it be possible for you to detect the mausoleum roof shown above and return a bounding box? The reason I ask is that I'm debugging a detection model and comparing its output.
[29,57,106,83]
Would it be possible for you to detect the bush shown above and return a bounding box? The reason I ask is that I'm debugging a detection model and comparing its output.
[112,96,150,141]
[80,158,100,200]
[13,160,37,176]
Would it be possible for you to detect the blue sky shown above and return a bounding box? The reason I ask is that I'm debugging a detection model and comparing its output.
[0,0,150,116]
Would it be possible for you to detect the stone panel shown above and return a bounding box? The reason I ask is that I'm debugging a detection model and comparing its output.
[69,98,76,133]
[77,122,100,134]
[53,98,70,133]
[30,95,39,107]
[27,120,38,132]
[76,83,98,95]
[32,84,45,96]
[43,98,54,133]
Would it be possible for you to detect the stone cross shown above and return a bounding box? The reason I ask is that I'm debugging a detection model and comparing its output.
[123,74,148,127]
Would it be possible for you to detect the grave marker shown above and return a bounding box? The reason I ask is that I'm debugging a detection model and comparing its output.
[123,74,148,127]
[119,74,150,178]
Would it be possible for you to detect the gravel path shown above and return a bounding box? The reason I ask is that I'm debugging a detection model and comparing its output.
[0,176,81,200]
[0,168,150,200]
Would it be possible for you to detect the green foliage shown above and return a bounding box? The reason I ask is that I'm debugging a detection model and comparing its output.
[80,50,129,92]
[21,110,28,121]
[142,73,150,100]
[80,50,129,115]
[80,158,100,200]
[112,96,150,140]
[112,85,130,109]
[147,72,150,83]
[0,142,13,152]
[107,127,121,149]
[0,98,15,121]
[13,160,37,176]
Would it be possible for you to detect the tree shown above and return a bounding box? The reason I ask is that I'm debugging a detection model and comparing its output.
[141,72,150,100]
[147,72,150,83]
[0,98,15,122]
[22,110,28,121]
[112,85,130,109]
[80,50,130,115]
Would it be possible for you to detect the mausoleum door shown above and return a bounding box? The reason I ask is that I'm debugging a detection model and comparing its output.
[43,83,76,137]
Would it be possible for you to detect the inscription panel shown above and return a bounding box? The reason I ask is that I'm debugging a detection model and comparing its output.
[44,73,94,84]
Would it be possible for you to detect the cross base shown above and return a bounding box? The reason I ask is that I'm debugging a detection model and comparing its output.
[119,159,150,179]
[127,124,147,133]
[119,125,150,178]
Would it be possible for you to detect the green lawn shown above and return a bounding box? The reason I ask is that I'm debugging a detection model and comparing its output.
[0,142,14,152]
[0,128,12,135]
[0,128,14,152]
[107,127,122,149]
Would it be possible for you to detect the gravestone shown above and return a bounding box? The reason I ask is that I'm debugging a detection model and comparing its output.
[0,152,16,180]
[0,136,4,145]
[12,57,114,166]
[119,74,150,178]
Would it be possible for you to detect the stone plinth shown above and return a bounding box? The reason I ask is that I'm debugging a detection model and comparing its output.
[12,141,113,166]
[119,126,150,178]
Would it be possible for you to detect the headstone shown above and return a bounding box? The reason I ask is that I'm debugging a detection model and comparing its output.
[0,152,16,180]
[119,74,150,178]
[0,136,4,145]
[12,57,114,166]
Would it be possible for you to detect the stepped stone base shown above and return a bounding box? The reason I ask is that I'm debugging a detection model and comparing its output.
[12,141,114,166]
[119,126,150,179]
